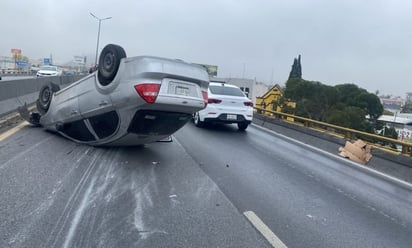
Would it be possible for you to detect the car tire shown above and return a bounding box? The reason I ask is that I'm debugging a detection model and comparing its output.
[193,112,204,128]
[98,44,127,86]
[237,122,248,131]
[36,83,60,114]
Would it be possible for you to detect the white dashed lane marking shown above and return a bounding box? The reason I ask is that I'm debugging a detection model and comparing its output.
[244,211,288,248]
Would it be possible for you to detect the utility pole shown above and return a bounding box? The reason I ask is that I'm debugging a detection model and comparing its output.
[90,13,112,66]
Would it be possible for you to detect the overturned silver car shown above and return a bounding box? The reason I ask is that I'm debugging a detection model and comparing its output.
[19,44,209,146]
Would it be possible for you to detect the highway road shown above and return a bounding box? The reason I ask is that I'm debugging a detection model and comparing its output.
[1,120,412,247]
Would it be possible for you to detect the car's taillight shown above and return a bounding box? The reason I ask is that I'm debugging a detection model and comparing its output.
[134,84,161,104]
[202,90,208,107]
[208,98,222,104]
[244,101,253,107]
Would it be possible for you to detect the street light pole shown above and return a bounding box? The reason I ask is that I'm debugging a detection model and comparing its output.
[90,13,112,67]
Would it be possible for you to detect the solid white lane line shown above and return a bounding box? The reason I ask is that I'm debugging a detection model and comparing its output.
[0,122,27,141]
[252,124,412,190]
[244,211,288,248]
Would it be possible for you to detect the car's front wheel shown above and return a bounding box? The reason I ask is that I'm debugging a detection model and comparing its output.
[237,122,249,131]
[98,44,126,86]
[193,112,204,127]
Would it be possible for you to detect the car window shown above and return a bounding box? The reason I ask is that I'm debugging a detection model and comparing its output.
[89,111,119,139]
[209,85,245,97]
[60,119,96,142]
[40,66,57,71]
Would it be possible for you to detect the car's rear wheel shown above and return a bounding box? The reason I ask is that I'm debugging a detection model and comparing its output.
[193,112,204,127]
[237,122,248,131]
[98,44,127,86]
[36,83,60,114]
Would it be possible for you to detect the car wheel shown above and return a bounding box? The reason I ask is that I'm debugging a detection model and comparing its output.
[193,112,204,127]
[98,44,127,86]
[36,83,60,114]
[237,122,248,131]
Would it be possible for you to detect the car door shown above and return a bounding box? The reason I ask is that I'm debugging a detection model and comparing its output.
[77,79,114,117]
[76,78,119,140]
[50,83,81,123]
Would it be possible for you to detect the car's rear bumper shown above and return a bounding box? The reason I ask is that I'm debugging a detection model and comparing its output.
[204,114,252,124]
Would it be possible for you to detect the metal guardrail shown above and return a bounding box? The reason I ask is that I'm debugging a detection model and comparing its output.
[0,71,35,75]
[254,107,412,157]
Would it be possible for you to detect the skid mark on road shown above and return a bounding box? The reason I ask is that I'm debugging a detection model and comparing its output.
[7,146,93,247]
[9,145,173,247]
[120,165,168,243]
[63,174,97,248]
[46,147,167,247]
[47,148,101,247]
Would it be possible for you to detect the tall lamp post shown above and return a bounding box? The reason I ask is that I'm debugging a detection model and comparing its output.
[90,13,112,67]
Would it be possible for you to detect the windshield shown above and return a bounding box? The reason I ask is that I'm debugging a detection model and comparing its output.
[209,85,245,97]
[40,66,57,71]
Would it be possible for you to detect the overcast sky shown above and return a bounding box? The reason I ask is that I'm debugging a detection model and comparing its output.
[1,0,411,96]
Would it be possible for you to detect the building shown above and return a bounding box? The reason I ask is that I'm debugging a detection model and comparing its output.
[406,92,412,103]
[0,56,16,72]
[209,77,269,104]
[255,84,296,119]
[380,96,403,113]
[378,115,412,142]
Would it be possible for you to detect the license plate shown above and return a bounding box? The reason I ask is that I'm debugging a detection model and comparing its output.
[227,114,237,120]
[175,86,190,96]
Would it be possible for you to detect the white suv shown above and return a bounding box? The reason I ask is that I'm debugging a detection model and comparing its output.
[193,82,253,130]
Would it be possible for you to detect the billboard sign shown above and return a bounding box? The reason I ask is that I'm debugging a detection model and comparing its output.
[11,48,22,54]
[16,61,28,67]
[73,56,86,65]
[44,58,50,65]
[381,99,402,111]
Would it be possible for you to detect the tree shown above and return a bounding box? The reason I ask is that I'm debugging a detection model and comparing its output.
[283,55,383,132]
[288,55,302,79]
[284,79,383,132]
[285,78,338,121]
[356,92,383,120]
[335,84,383,121]
[326,106,367,130]
[15,54,29,62]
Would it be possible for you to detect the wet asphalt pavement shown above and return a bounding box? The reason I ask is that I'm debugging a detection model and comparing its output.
[1,120,412,247]
[175,122,412,248]
[0,124,270,248]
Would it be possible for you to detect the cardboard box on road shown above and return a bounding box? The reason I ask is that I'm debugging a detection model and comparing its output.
[338,139,372,164]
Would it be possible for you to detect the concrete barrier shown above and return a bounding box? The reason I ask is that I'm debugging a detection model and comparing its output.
[0,75,84,117]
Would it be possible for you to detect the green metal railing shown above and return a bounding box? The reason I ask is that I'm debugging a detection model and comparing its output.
[254,107,412,157]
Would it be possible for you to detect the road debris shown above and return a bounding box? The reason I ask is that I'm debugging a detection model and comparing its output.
[339,139,372,165]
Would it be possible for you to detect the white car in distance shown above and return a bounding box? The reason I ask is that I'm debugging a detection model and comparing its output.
[193,82,253,130]
[36,65,62,77]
